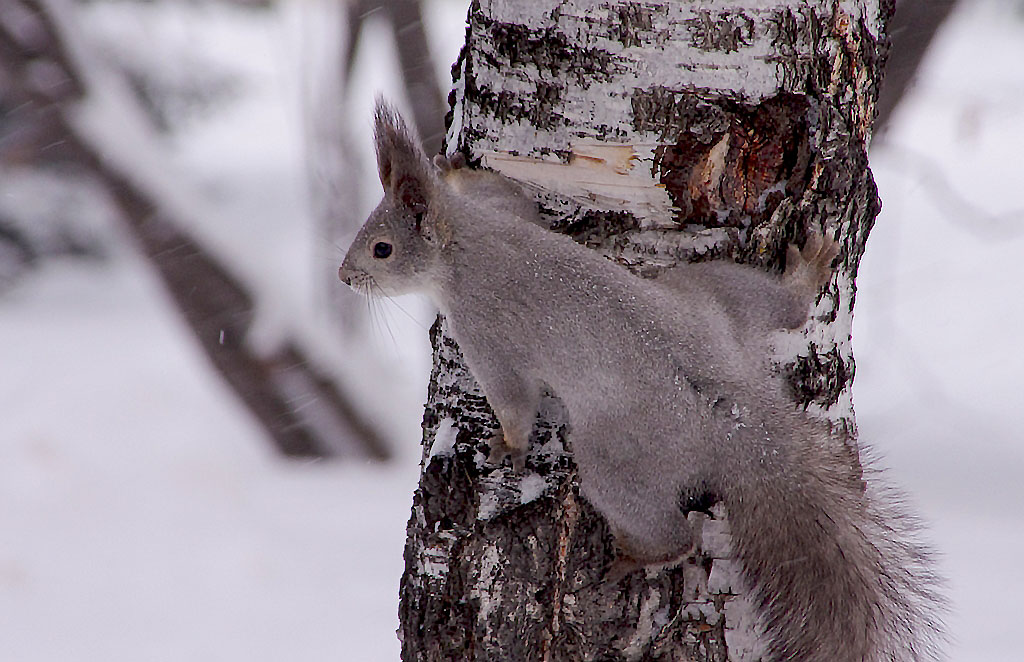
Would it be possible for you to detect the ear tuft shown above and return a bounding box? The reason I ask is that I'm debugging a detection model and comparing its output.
[373,98,432,190]
[372,98,438,230]
[373,100,400,188]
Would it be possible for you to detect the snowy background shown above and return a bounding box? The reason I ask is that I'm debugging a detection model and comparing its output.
[1,0,1022,660]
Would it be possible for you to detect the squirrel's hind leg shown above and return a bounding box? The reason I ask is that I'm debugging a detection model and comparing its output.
[603,520,695,582]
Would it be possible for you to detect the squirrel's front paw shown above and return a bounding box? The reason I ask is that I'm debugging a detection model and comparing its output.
[784,230,840,295]
[485,430,528,472]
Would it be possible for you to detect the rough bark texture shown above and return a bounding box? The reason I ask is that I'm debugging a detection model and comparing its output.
[400,1,892,660]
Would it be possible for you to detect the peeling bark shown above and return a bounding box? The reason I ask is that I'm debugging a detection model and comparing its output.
[400,1,892,660]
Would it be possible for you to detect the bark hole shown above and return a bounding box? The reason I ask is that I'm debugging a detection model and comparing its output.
[651,93,813,229]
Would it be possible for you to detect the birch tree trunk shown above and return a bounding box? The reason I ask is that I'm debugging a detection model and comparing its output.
[400,1,891,659]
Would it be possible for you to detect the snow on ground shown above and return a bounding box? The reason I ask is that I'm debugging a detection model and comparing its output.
[0,253,418,661]
[0,0,1021,660]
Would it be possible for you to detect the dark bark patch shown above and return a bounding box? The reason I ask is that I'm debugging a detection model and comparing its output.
[550,208,640,246]
[469,83,565,132]
[480,13,617,86]
[647,93,813,229]
[765,6,821,85]
[631,87,732,142]
[685,9,755,53]
[788,343,852,409]
[608,3,661,48]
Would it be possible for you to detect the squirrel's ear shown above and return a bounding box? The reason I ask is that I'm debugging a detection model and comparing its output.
[373,100,434,217]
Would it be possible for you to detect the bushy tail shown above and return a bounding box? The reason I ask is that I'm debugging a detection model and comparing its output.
[725,422,945,662]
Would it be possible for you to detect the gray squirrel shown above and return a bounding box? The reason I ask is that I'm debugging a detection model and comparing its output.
[339,103,944,662]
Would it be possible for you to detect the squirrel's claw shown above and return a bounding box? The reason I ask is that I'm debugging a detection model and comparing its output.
[784,230,840,295]
[486,430,528,472]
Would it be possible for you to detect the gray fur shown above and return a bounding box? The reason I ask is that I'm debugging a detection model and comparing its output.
[339,102,945,662]
[434,153,545,229]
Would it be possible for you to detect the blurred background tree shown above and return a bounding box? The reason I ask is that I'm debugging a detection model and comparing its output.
[0,0,454,461]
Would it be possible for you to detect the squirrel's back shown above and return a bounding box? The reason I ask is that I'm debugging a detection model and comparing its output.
[438,200,752,403]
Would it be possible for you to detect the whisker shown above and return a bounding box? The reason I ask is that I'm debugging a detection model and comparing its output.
[383,294,429,332]
[363,279,380,339]
[359,277,387,349]
[370,281,399,348]
[319,257,348,271]
[348,275,425,351]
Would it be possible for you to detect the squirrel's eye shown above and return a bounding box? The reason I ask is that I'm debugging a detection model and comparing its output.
[373,242,393,259]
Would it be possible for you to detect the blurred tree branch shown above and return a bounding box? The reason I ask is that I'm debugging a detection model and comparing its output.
[0,0,389,461]
[874,0,961,138]
[343,0,447,154]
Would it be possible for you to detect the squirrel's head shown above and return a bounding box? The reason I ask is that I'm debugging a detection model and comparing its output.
[339,100,447,298]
